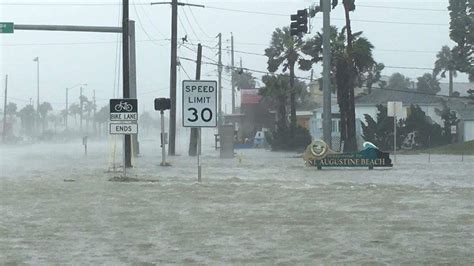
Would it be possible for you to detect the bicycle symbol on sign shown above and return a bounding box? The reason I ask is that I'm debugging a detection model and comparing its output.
[114,101,134,112]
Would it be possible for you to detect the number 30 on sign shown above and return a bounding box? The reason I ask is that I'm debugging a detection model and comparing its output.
[182,80,217,128]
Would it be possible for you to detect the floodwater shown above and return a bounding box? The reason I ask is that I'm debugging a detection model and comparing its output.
[1,138,473,264]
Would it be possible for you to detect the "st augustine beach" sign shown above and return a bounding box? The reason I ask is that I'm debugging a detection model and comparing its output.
[303,140,393,170]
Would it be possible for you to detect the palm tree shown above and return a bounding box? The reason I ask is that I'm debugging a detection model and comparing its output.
[18,104,35,136]
[264,27,307,137]
[69,103,80,127]
[433,46,457,96]
[38,102,52,132]
[95,105,109,136]
[233,70,257,91]
[301,26,377,152]
[84,100,94,133]
[259,74,291,132]
[6,102,17,122]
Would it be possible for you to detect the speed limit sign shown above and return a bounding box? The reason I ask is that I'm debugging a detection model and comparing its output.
[182,80,217,127]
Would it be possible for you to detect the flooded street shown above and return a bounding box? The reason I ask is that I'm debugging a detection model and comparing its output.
[1,140,473,264]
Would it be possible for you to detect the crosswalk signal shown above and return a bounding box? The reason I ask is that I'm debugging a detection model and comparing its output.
[290,9,308,36]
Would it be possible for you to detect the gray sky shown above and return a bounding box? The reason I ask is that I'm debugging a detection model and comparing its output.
[0,0,469,113]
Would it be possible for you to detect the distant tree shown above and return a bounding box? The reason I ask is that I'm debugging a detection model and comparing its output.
[433,46,458,96]
[388,72,411,91]
[94,105,109,136]
[232,70,256,91]
[448,0,474,81]
[18,104,35,136]
[365,63,385,94]
[416,73,441,95]
[38,102,53,132]
[260,74,291,132]
[69,103,80,125]
[436,102,460,143]
[84,100,94,133]
[265,26,307,137]
[139,111,154,136]
[6,102,17,121]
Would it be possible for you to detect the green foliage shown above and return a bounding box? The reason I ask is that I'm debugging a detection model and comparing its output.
[94,105,109,124]
[266,125,312,151]
[433,46,458,78]
[387,72,411,90]
[265,26,307,134]
[18,104,35,136]
[362,105,453,150]
[416,73,441,95]
[6,102,17,115]
[361,105,403,151]
[232,70,256,91]
[448,0,474,81]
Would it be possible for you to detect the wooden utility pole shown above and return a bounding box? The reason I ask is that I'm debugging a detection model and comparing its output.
[168,0,178,156]
[123,0,132,167]
[231,33,235,114]
[2,75,8,142]
[217,33,222,125]
[93,89,97,136]
[189,44,202,156]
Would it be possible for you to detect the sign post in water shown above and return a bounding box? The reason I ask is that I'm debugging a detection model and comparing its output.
[182,80,217,182]
[109,99,138,177]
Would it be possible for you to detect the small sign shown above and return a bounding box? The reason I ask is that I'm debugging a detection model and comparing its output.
[109,123,138,135]
[0,22,14,34]
[182,80,217,127]
[451,125,457,134]
[110,99,138,121]
[387,101,403,117]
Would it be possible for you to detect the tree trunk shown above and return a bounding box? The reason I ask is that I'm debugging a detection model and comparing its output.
[341,2,358,152]
[449,70,453,97]
[277,95,287,132]
[289,63,297,137]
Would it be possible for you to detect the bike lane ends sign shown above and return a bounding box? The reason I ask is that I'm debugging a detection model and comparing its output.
[110,98,138,121]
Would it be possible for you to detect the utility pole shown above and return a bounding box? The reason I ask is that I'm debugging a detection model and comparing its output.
[189,43,202,156]
[217,33,223,126]
[65,88,69,131]
[33,57,40,135]
[231,33,235,114]
[129,20,139,156]
[123,0,132,167]
[151,1,204,156]
[168,0,178,156]
[322,0,332,148]
[2,75,8,142]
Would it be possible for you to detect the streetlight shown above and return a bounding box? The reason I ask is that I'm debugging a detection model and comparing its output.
[65,83,87,131]
[33,57,39,134]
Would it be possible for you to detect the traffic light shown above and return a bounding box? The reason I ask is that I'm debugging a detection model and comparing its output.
[154,97,171,111]
[290,9,308,36]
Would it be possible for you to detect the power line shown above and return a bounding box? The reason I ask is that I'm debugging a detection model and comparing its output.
[185,1,212,39]
[133,0,167,38]
[181,7,202,43]
[357,4,446,12]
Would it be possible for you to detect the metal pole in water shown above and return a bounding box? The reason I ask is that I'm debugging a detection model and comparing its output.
[160,110,167,166]
[394,115,397,163]
[198,128,201,182]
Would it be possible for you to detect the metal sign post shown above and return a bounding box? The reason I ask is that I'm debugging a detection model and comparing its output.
[388,101,402,163]
[182,80,217,182]
[160,110,167,166]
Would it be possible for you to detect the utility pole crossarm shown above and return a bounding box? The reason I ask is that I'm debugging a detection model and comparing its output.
[150,1,204,8]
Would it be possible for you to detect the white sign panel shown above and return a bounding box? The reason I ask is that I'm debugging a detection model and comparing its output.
[451,125,457,134]
[182,80,218,127]
[387,101,403,117]
[109,123,138,134]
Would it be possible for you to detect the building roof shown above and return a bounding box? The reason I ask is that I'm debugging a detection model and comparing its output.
[439,82,473,96]
[355,89,442,106]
